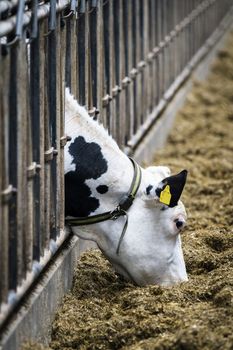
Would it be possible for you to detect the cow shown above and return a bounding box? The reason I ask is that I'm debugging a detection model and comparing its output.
[64,89,188,286]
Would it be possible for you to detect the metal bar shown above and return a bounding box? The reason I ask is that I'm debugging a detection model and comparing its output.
[30,0,39,39]
[25,70,34,275]
[118,0,125,148]
[18,31,27,281]
[54,12,61,240]
[48,19,58,241]
[113,0,120,143]
[65,16,72,89]
[151,0,157,108]
[97,0,104,122]
[103,0,110,130]
[30,25,41,265]
[59,17,66,232]
[122,0,131,144]
[44,18,52,254]
[135,0,141,134]
[0,44,10,306]
[8,44,19,291]
[77,1,85,105]
[71,13,78,96]
[127,0,134,141]
[36,19,45,261]
[15,0,25,38]
[84,2,90,109]
[90,2,98,111]
[109,0,117,139]
[141,0,149,124]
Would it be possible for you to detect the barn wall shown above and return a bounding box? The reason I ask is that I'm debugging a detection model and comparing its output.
[0,0,233,348]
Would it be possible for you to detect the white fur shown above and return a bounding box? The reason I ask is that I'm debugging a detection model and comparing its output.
[65,89,188,286]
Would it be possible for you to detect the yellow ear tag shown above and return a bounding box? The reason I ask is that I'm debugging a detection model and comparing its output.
[160,185,171,206]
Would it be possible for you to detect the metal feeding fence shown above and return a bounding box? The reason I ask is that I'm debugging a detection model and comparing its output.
[0,0,233,328]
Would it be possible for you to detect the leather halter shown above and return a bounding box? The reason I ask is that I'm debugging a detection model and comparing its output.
[65,158,142,254]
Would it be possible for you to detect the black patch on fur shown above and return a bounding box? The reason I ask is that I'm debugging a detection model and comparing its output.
[65,172,99,217]
[146,185,153,195]
[96,185,109,194]
[65,136,108,217]
[68,136,108,181]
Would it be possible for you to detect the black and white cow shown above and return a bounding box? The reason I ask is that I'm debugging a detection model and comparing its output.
[65,89,188,286]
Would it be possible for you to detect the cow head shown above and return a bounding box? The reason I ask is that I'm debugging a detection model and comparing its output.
[66,149,188,287]
[99,165,188,287]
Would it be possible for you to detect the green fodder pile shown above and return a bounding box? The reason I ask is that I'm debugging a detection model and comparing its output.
[23,33,233,350]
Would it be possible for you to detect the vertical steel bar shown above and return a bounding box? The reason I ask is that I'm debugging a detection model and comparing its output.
[109,0,117,139]
[72,12,78,96]
[163,0,168,94]
[157,0,163,101]
[48,21,58,242]
[55,13,61,239]
[10,33,28,287]
[90,4,98,111]
[17,35,27,284]
[147,0,152,113]
[0,50,2,305]
[181,0,185,71]
[0,46,10,305]
[65,16,71,90]
[8,44,19,291]
[135,0,142,132]
[44,18,52,253]
[59,14,66,232]
[113,0,121,144]
[97,0,104,122]
[154,0,159,106]
[128,0,135,141]
[119,0,126,148]
[37,20,45,260]
[103,0,111,130]
[151,0,157,109]
[170,1,176,84]
[142,0,149,123]
[84,3,90,109]
[31,21,42,263]
[78,4,86,106]
[24,38,33,275]
[122,0,132,144]
[16,37,27,284]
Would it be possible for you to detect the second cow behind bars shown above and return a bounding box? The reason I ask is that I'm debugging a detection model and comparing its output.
[64,89,188,286]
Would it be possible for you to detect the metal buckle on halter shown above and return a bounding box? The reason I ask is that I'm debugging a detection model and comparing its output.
[110,204,129,220]
[110,206,123,220]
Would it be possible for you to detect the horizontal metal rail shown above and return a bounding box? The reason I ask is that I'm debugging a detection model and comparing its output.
[1,0,233,331]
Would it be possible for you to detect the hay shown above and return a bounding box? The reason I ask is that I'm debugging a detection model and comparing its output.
[23,32,233,350]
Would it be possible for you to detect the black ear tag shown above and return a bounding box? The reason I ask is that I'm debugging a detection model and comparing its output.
[156,170,188,208]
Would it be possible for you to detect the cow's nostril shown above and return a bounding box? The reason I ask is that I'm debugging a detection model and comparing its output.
[176,220,184,229]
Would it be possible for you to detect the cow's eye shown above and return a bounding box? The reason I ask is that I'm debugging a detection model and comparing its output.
[161,205,168,211]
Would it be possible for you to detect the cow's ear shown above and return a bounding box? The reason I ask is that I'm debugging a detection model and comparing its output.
[155,170,188,208]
